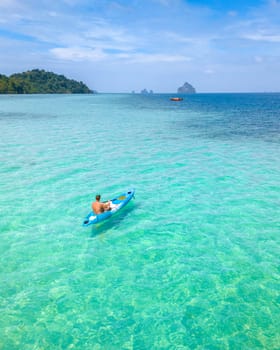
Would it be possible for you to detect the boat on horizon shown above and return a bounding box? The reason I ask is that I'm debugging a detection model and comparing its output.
[170,97,183,101]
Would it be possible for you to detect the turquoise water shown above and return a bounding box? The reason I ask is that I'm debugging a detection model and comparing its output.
[0,93,279,349]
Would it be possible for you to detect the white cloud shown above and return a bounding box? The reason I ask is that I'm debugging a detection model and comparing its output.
[204,69,215,74]
[268,0,280,7]
[123,53,192,64]
[227,11,238,17]
[254,56,264,63]
[152,0,172,6]
[84,26,137,51]
[48,11,58,17]
[50,46,107,61]
[50,45,192,64]
[164,32,198,44]
[0,0,20,8]
[243,33,280,42]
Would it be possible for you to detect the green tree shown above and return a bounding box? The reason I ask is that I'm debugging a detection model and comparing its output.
[0,69,93,94]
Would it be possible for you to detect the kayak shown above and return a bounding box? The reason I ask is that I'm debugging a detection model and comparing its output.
[83,189,135,226]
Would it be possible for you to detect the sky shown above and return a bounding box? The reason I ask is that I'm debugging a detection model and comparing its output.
[0,0,280,92]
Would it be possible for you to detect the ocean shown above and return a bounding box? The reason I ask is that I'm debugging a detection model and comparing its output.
[0,93,279,349]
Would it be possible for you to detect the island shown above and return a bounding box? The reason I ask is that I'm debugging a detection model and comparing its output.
[0,69,93,94]
[177,82,196,94]
[140,89,154,94]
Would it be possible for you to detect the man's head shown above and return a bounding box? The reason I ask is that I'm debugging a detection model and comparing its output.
[96,194,101,201]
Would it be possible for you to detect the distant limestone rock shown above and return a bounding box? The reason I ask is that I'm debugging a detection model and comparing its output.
[141,89,148,94]
[141,89,154,94]
[177,82,196,94]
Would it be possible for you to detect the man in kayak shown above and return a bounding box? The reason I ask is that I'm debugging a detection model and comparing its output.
[92,194,111,214]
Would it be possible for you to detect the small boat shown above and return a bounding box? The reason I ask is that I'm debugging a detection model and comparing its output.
[170,97,183,101]
[83,189,135,226]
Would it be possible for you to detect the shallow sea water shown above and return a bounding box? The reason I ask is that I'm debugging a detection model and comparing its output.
[0,93,279,349]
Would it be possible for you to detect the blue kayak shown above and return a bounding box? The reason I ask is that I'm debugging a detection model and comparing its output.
[83,189,135,226]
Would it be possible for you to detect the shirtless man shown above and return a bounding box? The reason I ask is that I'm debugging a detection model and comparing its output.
[92,194,111,214]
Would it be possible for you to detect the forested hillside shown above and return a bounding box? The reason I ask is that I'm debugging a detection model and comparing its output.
[0,69,93,94]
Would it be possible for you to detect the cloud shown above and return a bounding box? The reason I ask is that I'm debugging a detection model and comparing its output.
[163,32,198,44]
[254,55,263,63]
[227,10,238,17]
[268,0,280,7]
[48,11,59,17]
[50,46,106,61]
[152,0,172,5]
[50,45,192,64]
[122,53,192,64]
[243,33,280,42]
[84,25,137,51]
[204,69,215,74]
[0,0,20,8]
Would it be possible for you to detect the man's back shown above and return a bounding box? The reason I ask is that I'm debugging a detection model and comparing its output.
[92,194,111,214]
[92,201,104,214]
